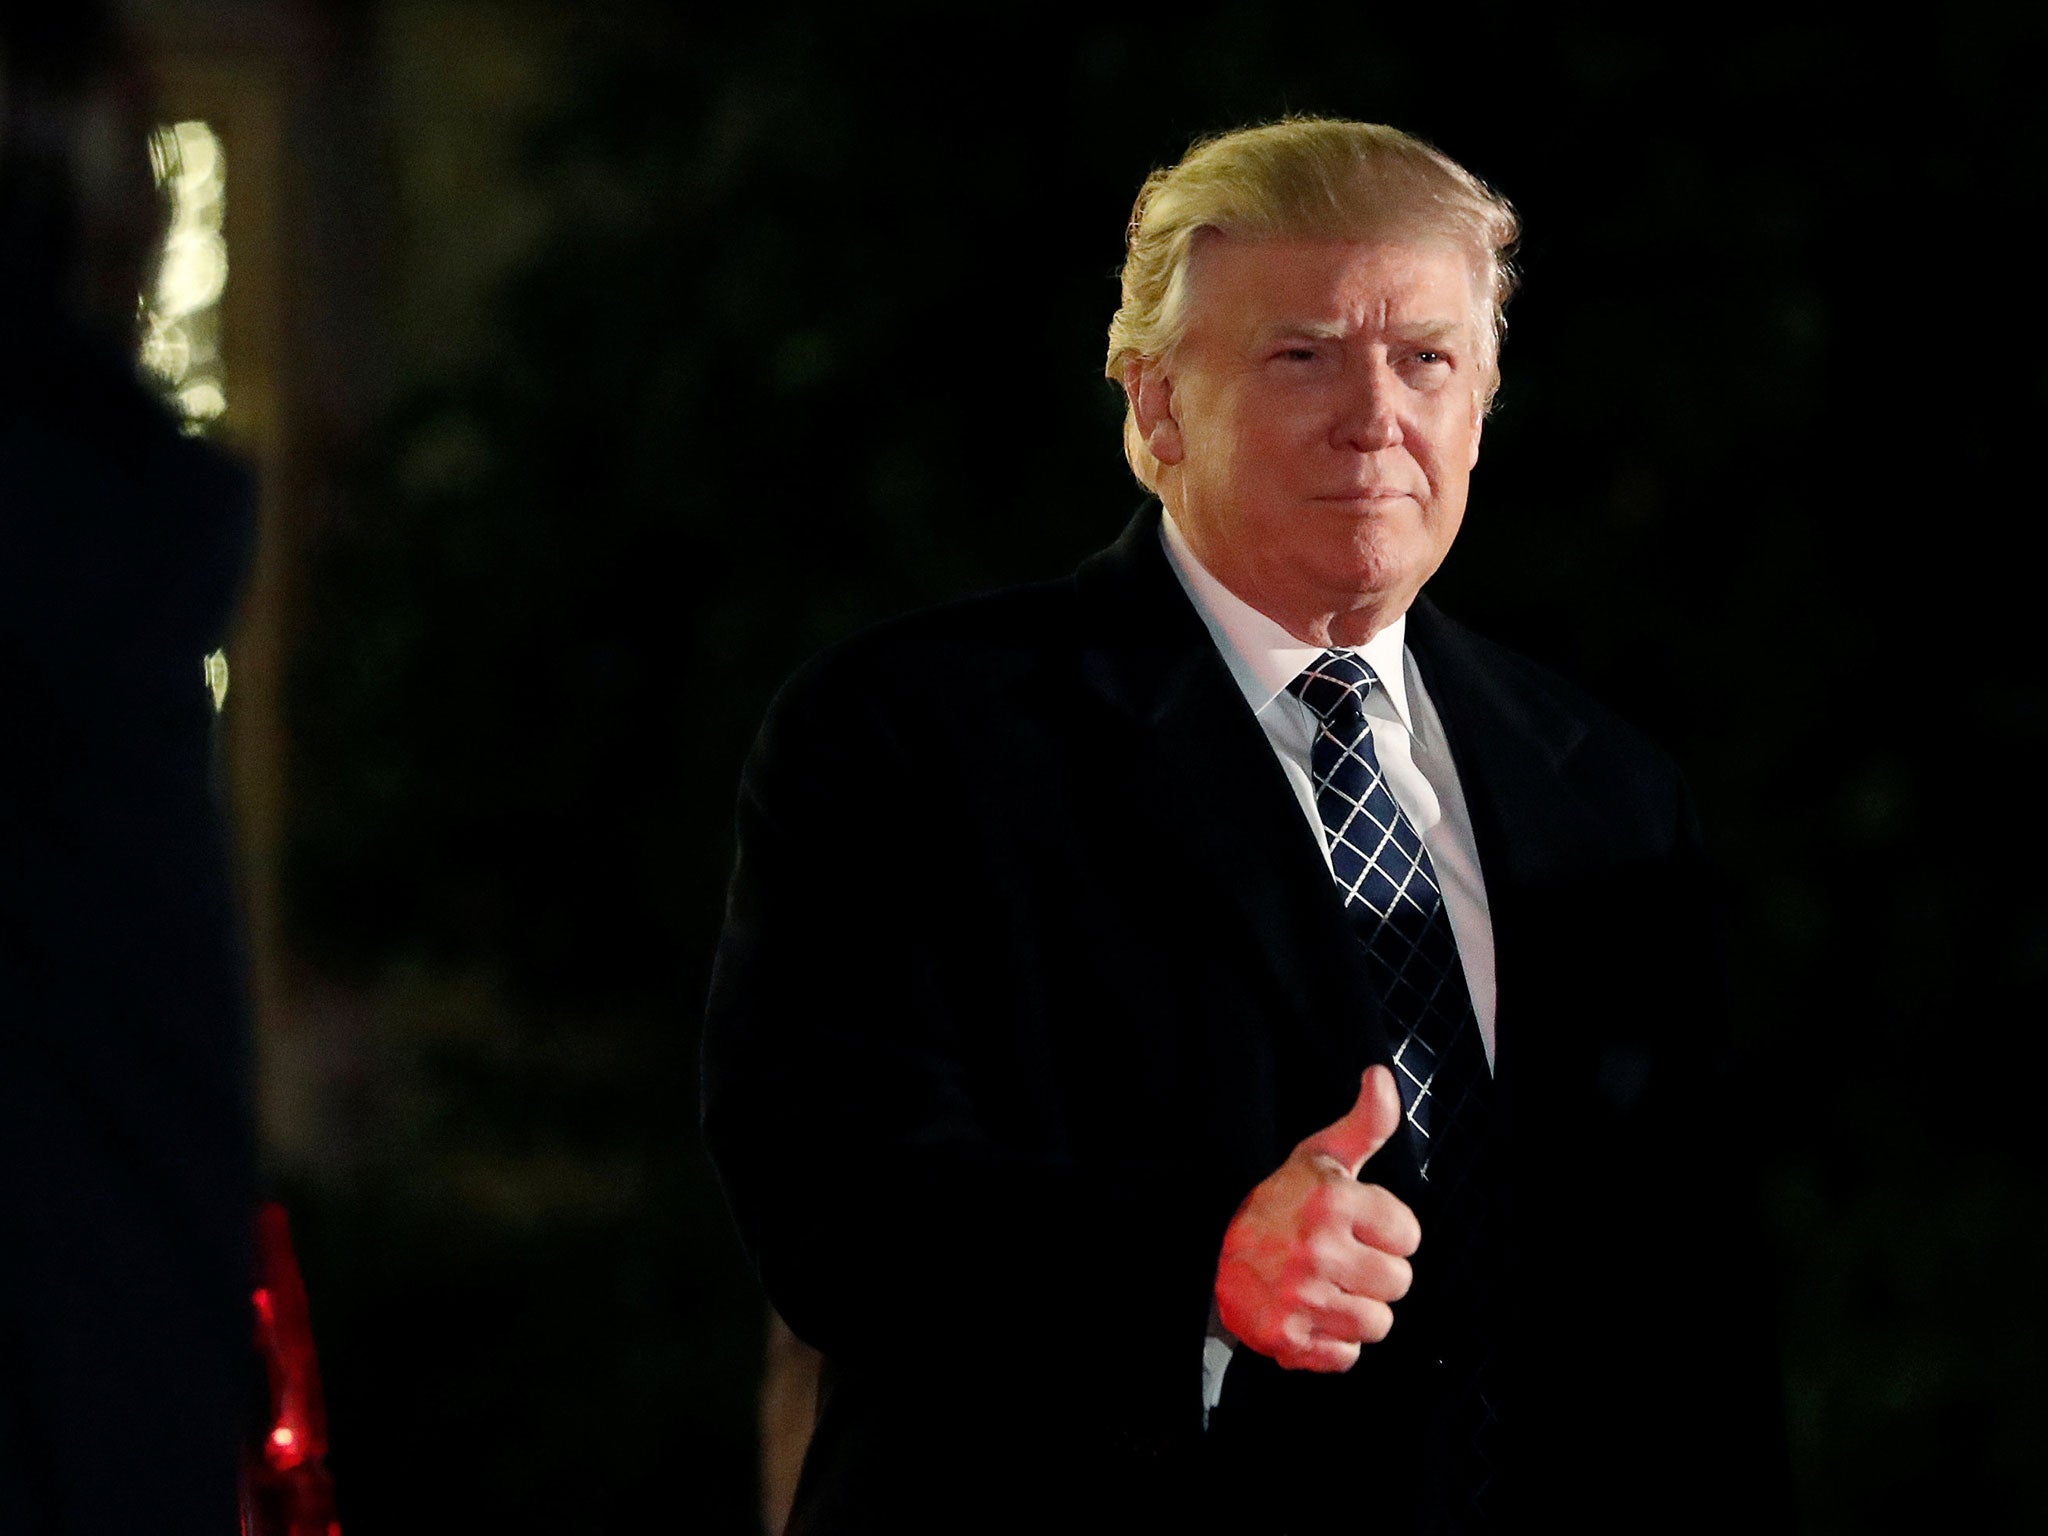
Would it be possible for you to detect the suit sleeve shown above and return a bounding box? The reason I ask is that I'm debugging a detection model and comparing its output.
[700,654,1242,1436]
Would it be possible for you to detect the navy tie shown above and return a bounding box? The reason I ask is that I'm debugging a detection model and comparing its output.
[1289,648,1500,1529]
[1288,650,1488,1176]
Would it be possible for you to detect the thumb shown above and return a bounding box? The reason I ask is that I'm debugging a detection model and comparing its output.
[1309,1064,1404,1178]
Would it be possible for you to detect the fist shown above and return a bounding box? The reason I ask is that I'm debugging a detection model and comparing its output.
[1214,1065,1422,1372]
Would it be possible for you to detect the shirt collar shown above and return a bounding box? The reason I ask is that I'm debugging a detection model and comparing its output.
[1159,508,1414,730]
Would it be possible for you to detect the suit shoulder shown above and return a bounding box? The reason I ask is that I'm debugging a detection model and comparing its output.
[1413,600,1691,822]
[1461,623,1672,758]
[1420,599,1669,748]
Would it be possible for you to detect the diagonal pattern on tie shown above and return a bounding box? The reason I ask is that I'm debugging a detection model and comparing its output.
[1289,650,1485,1179]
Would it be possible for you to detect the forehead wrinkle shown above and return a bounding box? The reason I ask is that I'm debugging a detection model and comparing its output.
[1189,236,1488,361]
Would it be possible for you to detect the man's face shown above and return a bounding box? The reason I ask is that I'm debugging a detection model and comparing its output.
[1136,235,1488,645]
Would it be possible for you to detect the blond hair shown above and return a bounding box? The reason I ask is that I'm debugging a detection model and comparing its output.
[1105,118,1520,491]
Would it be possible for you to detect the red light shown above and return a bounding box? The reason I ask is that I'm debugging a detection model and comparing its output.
[271,1427,296,1449]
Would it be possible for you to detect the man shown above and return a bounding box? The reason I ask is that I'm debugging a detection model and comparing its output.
[704,119,1786,1533]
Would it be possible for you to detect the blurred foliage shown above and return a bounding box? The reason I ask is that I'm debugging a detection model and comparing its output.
[277,2,2045,1530]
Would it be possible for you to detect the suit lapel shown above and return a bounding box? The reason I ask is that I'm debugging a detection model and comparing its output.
[1074,507,1424,1200]
[1402,596,1609,1109]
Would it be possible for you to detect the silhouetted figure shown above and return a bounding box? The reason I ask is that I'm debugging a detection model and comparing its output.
[1,9,257,1531]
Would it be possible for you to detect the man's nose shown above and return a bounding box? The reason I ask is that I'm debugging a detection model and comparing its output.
[1335,363,1403,452]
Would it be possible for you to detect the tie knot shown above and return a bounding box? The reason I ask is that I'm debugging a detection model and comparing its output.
[1290,650,1378,721]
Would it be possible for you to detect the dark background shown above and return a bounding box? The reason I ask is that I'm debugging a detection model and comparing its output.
[133,2,2048,1530]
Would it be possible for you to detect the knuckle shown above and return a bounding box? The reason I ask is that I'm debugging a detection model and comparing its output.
[1394,1206,1424,1254]
[1360,1214,1422,1259]
[1356,1189,1421,1252]
[1320,1340,1363,1373]
[1384,1255,1414,1301]
[1353,1249,1407,1301]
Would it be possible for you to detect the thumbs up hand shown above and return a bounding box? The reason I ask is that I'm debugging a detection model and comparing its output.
[1215,1065,1421,1372]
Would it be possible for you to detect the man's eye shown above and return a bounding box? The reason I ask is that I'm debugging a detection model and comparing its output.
[1414,350,1446,366]
[1276,347,1319,362]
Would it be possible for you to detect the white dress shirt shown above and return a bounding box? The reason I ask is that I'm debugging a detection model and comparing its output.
[1158,511,1499,1417]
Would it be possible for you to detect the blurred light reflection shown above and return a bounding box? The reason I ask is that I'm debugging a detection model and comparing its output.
[141,121,226,437]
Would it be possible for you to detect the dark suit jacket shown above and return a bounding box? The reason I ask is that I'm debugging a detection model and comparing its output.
[703,505,1788,1534]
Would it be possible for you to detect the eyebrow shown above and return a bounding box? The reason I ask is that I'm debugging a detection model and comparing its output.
[1255,317,1469,346]
[1258,319,1350,344]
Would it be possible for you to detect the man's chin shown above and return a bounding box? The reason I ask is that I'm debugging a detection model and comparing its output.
[1326,537,1417,595]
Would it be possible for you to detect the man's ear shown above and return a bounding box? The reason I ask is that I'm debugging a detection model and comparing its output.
[1124,359,1186,467]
